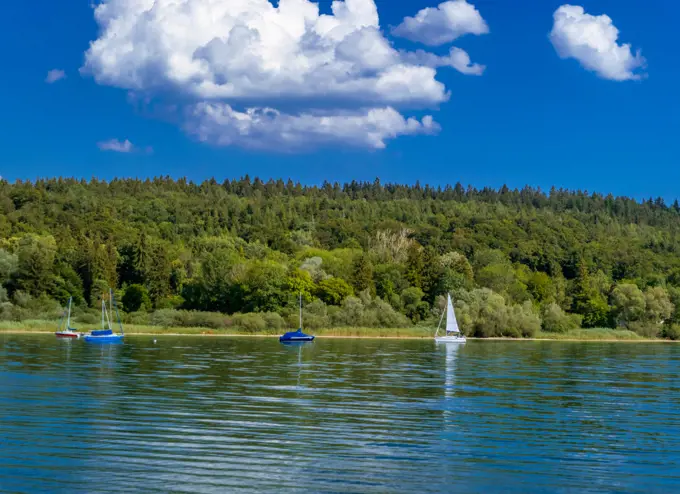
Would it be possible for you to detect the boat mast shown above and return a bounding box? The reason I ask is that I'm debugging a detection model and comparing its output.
[57,307,66,332]
[299,292,303,330]
[109,288,114,329]
[67,297,72,329]
[435,298,446,337]
[112,291,124,336]
[101,298,105,330]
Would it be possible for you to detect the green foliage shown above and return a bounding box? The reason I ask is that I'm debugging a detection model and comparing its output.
[286,268,316,302]
[401,287,429,322]
[541,303,582,333]
[527,272,555,304]
[122,284,152,312]
[439,252,474,282]
[1,177,679,337]
[456,289,541,338]
[507,302,541,338]
[457,288,508,337]
[0,249,18,284]
[14,235,57,297]
[351,254,374,294]
[405,244,424,289]
[643,286,673,324]
[316,277,354,306]
[663,324,680,340]
[611,283,646,327]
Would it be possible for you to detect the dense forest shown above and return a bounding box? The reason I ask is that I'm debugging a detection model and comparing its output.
[1,176,680,338]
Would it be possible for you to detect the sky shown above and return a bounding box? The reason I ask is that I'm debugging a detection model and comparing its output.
[1,0,679,200]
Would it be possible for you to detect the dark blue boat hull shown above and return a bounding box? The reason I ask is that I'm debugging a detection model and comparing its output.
[279,329,315,343]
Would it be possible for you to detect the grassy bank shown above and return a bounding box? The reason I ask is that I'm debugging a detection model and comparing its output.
[534,328,644,341]
[0,320,432,338]
[0,320,672,341]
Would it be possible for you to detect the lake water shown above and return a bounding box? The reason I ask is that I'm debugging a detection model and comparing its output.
[1,335,679,493]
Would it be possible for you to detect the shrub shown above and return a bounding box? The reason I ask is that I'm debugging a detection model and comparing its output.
[542,303,582,333]
[262,312,286,330]
[75,310,101,325]
[663,325,680,341]
[0,302,16,321]
[180,311,227,329]
[231,313,267,333]
[124,311,151,326]
[122,284,151,312]
[628,321,661,339]
[332,296,364,326]
[507,302,541,338]
[316,277,354,305]
[150,309,179,327]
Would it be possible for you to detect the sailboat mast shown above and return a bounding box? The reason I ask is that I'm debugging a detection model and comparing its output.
[435,305,445,337]
[111,291,124,336]
[67,297,72,329]
[109,288,113,328]
[299,292,303,330]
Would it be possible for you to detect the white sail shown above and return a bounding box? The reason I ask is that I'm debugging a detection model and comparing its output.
[445,294,460,334]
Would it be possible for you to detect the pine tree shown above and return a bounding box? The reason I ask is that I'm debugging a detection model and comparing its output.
[351,254,374,294]
[405,244,424,289]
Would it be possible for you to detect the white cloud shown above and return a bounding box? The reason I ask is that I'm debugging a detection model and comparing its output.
[185,104,439,151]
[82,0,486,151]
[97,139,135,153]
[392,0,489,47]
[404,47,485,76]
[45,69,66,84]
[550,5,646,81]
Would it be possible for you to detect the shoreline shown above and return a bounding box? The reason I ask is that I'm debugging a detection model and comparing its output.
[0,330,675,342]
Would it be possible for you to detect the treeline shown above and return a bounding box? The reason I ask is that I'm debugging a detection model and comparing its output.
[1,176,680,338]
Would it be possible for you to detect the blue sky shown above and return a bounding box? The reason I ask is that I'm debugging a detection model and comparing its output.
[1,0,678,200]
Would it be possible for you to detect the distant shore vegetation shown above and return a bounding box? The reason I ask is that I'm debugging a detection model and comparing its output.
[1,176,680,340]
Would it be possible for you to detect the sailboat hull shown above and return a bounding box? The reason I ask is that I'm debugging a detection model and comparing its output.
[55,332,80,339]
[435,336,467,344]
[279,330,315,342]
[83,334,124,344]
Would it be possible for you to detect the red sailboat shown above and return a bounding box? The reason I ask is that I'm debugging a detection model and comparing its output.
[55,297,80,339]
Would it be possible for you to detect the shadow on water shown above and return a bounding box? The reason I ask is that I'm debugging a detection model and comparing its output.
[1,335,680,493]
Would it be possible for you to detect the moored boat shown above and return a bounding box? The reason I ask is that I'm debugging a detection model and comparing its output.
[84,289,124,344]
[55,297,81,339]
[280,293,315,343]
[435,294,466,344]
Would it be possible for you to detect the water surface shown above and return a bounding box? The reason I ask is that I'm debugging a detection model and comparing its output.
[1,335,679,493]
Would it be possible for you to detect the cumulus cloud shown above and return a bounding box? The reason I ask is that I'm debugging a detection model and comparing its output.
[185,104,439,150]
[404,47,485,76]
[550,5,646,81]
[45,69,66,84]
[83,0,486,150]
[392,0,489,46]
[97,139,135,153]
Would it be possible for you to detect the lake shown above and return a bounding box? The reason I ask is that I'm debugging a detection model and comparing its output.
[1,335,679,493]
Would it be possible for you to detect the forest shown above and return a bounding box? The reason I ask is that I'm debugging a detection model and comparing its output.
[1,176,680,338]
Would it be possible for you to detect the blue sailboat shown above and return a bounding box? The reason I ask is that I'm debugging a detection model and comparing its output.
[280,294,315,343]
[84,289,124,344]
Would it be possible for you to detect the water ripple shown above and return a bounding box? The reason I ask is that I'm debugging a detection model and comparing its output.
[1,336,679,493]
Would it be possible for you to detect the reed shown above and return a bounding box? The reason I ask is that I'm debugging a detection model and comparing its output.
[0,321,669,341]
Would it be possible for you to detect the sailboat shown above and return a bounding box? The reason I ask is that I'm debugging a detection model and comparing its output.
[435,294,466,344]
[280,293,315,343]
[55,297,80,339]
[83,289,124,344]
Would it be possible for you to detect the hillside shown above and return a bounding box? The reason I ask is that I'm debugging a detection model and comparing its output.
[1,176,679,338]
